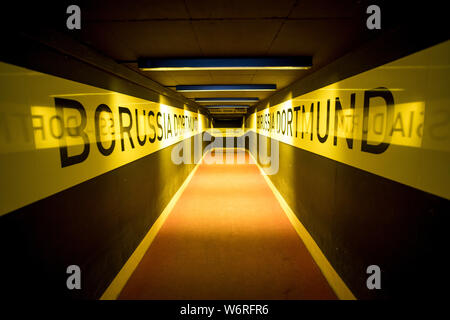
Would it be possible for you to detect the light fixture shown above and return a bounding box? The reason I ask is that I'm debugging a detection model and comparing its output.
[204,105,249,108]
[194,98,259,103]
[138,57,312,71]
[175,84,276,92]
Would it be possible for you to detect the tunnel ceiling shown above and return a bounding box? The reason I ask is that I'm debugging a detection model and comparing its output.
[63,0,390,111]
[5,1,417,114]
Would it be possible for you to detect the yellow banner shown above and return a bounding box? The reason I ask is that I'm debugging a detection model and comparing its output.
[0,62,207,216]
[252,40,450,199]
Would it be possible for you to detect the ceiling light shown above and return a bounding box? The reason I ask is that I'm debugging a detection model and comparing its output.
[176,84,276,92]
[204,105,249,108]
[138,57,312,71]
[194,98,259,103]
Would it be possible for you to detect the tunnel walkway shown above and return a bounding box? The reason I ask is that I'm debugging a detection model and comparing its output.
[118,149,336,299]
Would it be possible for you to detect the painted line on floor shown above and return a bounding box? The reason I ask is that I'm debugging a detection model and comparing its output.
[244,148,357,300]
[101,146,355,300]
[100,152,207,300]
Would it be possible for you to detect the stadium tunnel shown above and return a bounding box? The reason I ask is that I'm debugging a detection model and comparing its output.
[0,0,449,300]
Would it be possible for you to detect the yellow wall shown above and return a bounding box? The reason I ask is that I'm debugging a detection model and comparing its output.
[0,62,208,216]
[248,40,450,199]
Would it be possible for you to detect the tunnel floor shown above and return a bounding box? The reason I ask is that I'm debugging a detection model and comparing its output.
[118,149,336,299]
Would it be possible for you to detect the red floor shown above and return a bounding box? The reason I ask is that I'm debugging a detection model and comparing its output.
[119,149,337,299]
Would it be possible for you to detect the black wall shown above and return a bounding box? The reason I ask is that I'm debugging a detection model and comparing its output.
[0,134,210,299]
[246,131,448,299]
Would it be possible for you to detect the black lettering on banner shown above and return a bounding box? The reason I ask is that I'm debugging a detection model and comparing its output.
[54,98,90,168]
[271,113,275,131]
[408,111,414,137]
[174,114,178,136]
[119,107,135,151]
[66,116,79,136]
[276,111,281,133]
[362,87,394,154]
[334,94,356,149]
[167,113,172,137]
[317,100,330,143]
[373,112,385,135]
[390,112,406,137]
[156,112,163,141]
[31,115,45,140]
[416,116,424,138]
[148,111,156,143]
[281,110,286,135]
[163,113,166,139]
[294,106,301,137]
[287,108,293,136]
[49,115,64,139]
[302,103,314,140]
[135,109,147,146]
[95,104,115,156]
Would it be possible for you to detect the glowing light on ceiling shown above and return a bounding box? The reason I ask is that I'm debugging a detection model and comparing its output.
[138,57,312,71]
[175,84,276,92]
[195,97,259,103]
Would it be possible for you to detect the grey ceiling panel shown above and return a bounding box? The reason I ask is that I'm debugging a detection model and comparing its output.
[80,21,201,60]
[191,20,284,55]
[185,0,296,18]
[83,0,189,20]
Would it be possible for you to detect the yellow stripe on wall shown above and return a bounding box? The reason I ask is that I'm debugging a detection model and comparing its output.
[248,40,450,199]
[0,62,208,216]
